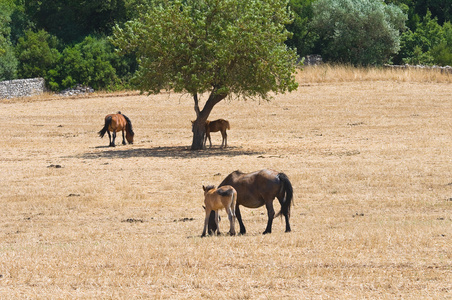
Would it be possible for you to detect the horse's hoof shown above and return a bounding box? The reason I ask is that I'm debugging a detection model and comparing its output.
[263,231,271,235]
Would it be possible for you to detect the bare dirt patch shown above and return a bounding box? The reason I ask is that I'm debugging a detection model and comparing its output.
[1,69,451,298]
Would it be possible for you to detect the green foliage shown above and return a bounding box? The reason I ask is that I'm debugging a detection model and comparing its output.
[430,22,452,65]
[24,0,128,43]
[15,31,125,90]
[112,0,298,100]
[15,29,60,80]
[311,0,407,66]
[59,36,119,90]
[411,0,451,25]
[397,11,451,65]
[0,43,18,81]
[0,0,18,80]
[285,0,318,57]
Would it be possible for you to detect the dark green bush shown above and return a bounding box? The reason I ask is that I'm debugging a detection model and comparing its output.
[15,30,60,79]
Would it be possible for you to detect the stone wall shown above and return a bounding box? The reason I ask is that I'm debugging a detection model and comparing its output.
[304,55,323,66]
[384,64,452,74]
[0,78,46,99]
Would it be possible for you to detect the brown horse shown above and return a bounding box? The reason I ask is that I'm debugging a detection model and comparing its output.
[98,112,134,147]
[202,185,237,237]
[209,169,293,235]
[205,119,230,148]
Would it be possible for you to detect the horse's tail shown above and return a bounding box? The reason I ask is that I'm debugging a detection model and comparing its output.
[98,116,112,138]
[225,120,230,130]
[122,114,134,136]
[276,172,293,218]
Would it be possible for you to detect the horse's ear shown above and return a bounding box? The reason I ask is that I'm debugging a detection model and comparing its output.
[203,185,206,191]
[202,205,206,210]
[191,120,195,124]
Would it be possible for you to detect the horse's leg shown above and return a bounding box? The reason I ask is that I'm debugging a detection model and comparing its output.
[107,131,113,147]
[111,131,117,147]
[263,200,275,234]
[202,209,211,237]
[278,196,292,233]
[207,132,212,148]
[235,204,246,235]
[220,130,225,148]
[121,129,126,145]
[214,210,220,235]
[284,213,291,233]
[223,130,228,148]
[226,206,236,236]
[205,128,212,148]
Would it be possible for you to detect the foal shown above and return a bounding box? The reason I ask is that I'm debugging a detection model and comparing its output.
[205,119,230,148]
[202,185,236,237]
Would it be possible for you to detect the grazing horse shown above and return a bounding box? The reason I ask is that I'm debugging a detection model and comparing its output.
[205,119,230,148]
[202,185,237,237]
[209,169,293,235]
[98,112,134,147]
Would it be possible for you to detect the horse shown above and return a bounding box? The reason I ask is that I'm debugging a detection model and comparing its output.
[98,112,134,147]
[208,169,293,235]
[205,119,230,148]
[202,185,237,237]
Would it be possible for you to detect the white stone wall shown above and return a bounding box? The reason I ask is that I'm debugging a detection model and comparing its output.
[384,64,452,74]
[0,78,46,99]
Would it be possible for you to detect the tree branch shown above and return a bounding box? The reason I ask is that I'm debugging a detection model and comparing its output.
[193,93,201,118]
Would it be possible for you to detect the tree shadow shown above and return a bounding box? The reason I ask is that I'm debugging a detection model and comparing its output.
[76,146,264,159]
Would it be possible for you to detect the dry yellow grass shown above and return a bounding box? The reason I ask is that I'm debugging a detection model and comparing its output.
[1,66,451,299]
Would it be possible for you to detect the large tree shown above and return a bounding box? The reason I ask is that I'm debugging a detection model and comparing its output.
[112,0,298,150]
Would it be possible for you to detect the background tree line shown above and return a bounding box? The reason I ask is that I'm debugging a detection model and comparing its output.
[1,0,451,90]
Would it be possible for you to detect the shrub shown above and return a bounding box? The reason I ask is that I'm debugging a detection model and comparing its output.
[59,36,119,90]
[15,29,61,80]
[311,0,406,66]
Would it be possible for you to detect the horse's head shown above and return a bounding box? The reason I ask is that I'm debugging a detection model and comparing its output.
[203,185,216,195]
[125,130,134,144]
[123,114,134,144]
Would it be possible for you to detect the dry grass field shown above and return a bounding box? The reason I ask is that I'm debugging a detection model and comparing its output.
[1,66,451,299]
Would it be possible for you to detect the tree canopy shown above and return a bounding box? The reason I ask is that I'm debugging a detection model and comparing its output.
[112,0,299,150]
[310,0,406,66]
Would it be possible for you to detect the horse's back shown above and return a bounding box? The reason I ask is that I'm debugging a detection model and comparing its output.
[207,119,229,132]
[106,113,127,132]
[216,185,235,197]
[219,169,279,207]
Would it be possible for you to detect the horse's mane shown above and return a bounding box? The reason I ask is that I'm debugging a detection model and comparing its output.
[122,114,134,136]
[204,185,216,191]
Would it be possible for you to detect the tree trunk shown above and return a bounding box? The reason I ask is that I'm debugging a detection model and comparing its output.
[190,90,227,150]
[191,118,207,150]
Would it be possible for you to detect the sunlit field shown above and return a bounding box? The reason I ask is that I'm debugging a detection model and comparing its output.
[1,66,451,298]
